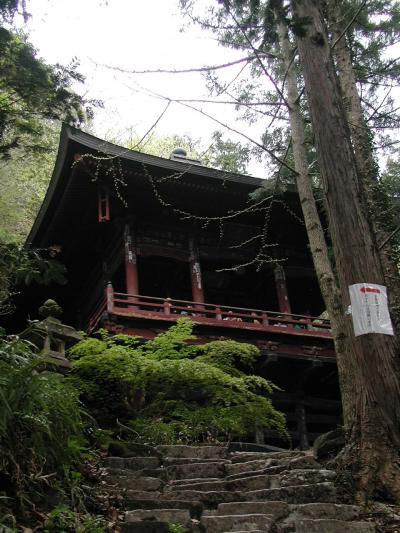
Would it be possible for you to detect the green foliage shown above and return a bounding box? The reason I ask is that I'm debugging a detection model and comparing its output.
[0,335,87,512]
[381,153,400,220]
[193,339,260,376]
[0,121,59,242]
[69,338,107,360]
[0,28,96,159]
[204,130,250,174]
[71,319,286,444]
[140,318,196,360]
[44,505,105,533]
[0,239,66,313]
[168,524,188,533]
[123,130,250,173]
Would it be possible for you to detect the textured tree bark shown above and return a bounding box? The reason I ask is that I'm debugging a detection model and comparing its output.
[291,0,400,503]
[327,0,400,330]
[276,18,354,429]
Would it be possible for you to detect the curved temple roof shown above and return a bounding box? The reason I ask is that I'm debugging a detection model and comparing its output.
[27,124,264,246]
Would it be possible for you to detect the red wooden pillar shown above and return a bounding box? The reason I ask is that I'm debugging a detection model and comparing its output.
[98,187,110,222]
[124,224,139,307]
[189,238,205,306]
[274,265,292,315]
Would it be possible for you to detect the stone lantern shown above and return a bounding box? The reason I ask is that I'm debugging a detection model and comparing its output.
[20,299,82,372]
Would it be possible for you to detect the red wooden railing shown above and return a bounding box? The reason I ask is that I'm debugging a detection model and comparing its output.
[87,286,332,339]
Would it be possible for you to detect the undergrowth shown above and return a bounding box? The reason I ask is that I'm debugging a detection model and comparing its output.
[0,331,105,531]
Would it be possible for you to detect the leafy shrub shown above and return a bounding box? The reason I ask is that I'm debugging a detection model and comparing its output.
[0,334,87,512]
[72,319,287,443]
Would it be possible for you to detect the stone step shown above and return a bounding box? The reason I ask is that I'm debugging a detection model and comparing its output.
[168,479,226,492]
[167,461,226,480]
[239,482,336,505]
[225,455,320,478]
[123,490,162,500]
[103,466,167,480]
[228,451,307,464]
[169,477,222,487]
[226,474,271,492]
[216,501,289,520]
[295,518,375,532]
[103,456,160,471]
[292,503,361,521]
[124,508,190,524]
[157,445,227,459]
[162,489,241,505]
[121,522,169,533]
[221,531,263,533]
[201,513,274,533]
[222,469,335,493]
[277,469,336,488]
[229,452,278,464]
[107,475,164,491]
[123,497,203,518]
[140,467,168,480]
[225,461,287,481]
[261,503,361,531]
[162,481,336,506]
[163,457,231,466]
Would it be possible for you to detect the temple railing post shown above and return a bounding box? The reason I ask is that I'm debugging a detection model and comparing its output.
[106,282,114,313]
[163,298,171,315]
[261,313,269,326]
[215,306,222,321]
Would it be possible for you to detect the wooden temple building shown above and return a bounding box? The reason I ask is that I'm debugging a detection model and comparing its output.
[24,125,342,448]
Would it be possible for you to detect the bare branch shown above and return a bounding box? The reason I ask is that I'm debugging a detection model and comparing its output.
[96,55,264,76]
[130,101,171,151]
[331,0,368,49]
[379,224,400,250]
[124,81,296,174]
[161,97,282,106]
[226,5,289,108]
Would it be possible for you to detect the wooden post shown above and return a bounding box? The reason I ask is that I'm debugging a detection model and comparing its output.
[189,238,205,307]
[106,282,114,313]
[296,402,309,450]
[274,265,292,315]
[124,224,139,307]
[98,187,110,222]
[163,298,171,315]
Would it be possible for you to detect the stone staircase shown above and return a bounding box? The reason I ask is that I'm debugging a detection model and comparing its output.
[102,444,376,532]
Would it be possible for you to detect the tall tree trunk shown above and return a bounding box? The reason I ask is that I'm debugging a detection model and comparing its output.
[292,0,400,503]
[327,0,400,330]
[275,17,354,429]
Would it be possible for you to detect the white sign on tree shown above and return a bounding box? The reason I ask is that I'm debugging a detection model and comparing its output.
[349,283,394,336]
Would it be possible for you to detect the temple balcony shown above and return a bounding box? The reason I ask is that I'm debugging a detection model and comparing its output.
[88,287,334,360]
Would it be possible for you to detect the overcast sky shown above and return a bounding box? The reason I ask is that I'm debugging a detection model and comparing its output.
[18,0,269,173]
